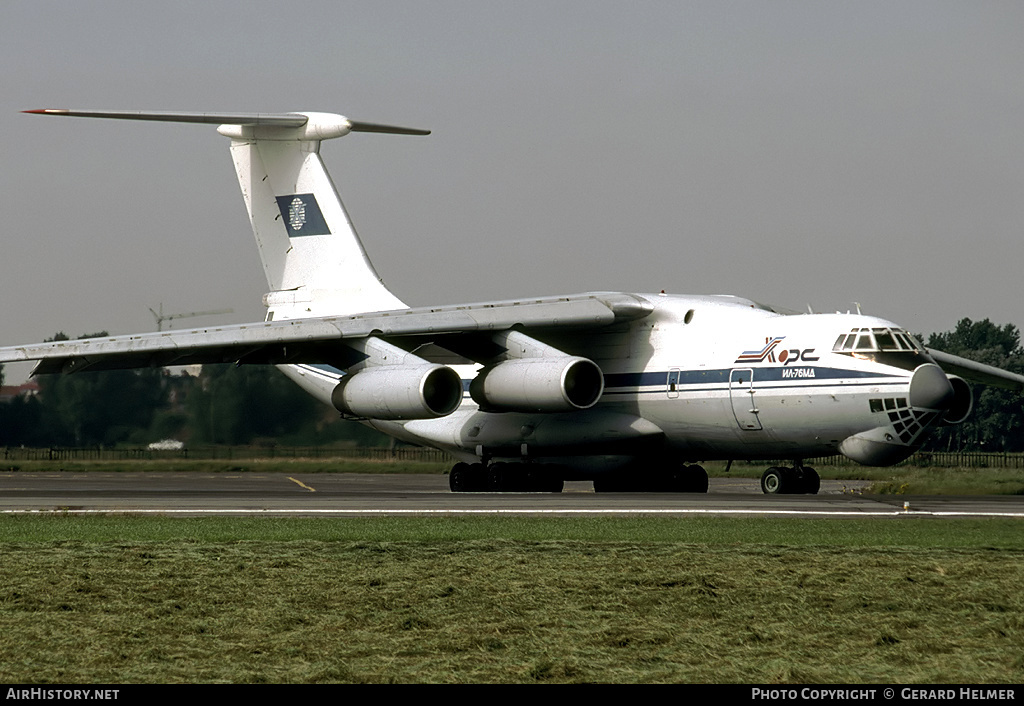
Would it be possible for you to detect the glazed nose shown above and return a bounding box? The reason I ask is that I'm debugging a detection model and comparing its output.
[909,363,955,411]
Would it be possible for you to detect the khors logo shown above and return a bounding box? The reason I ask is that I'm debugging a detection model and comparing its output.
[778,348,819,365]
[735,337,785,364]
[736,337,819,365]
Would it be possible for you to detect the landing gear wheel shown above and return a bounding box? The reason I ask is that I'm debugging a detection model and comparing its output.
[480,462,564,492]
[449,462,487,492]
[799,466,820,495]
[669,464,708,493]
[684,464,709,493]
[449,462,471,492]
[487,462,511,491]
[760,466,787,494]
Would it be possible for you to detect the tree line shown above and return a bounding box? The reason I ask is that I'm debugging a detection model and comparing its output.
[1,319,1023,450]
[0,332,387,448]
[922,318,1024,452]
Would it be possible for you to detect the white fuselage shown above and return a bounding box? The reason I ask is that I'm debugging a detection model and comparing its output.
[282,292,937,475]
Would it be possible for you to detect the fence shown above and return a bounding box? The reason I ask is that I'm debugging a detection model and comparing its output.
[806,451,1024,469]
[3,446,1024,469]
[0,445,454,464]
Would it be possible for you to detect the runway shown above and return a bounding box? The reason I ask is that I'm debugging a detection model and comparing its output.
[1,472,1022,517]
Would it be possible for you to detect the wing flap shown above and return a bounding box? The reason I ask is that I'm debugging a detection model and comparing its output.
[0,293,652,375]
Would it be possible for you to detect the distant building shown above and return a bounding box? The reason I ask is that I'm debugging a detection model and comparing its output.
[0,381,39,403]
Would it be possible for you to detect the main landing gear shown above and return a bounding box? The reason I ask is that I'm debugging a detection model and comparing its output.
[448,462,565,493]
[759,464,820,495]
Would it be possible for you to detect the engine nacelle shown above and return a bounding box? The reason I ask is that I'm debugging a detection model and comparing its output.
[942,375,974,425]
[331,365,463,420]
[470,357,604,413]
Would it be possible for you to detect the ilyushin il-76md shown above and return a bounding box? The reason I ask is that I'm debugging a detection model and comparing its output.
[3,109,1022,494]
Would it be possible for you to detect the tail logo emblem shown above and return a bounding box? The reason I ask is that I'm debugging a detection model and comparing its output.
[275,193,331,237]
[288,197,306,230]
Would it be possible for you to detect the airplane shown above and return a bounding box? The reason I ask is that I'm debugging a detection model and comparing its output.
[2,108,1023,495]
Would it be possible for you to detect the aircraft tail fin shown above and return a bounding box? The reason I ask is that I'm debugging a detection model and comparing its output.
[24,110,429,319]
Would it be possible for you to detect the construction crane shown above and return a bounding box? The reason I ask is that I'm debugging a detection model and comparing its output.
[148,304,233,331]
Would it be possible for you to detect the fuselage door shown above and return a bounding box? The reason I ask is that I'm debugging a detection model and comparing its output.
[729,368,762,430]
[667,368,681,399]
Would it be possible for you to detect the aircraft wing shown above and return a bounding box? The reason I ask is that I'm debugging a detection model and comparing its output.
[927,348,1024,392]
[0,293,653,375]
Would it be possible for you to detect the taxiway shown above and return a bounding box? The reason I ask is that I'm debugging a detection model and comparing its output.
[0,472,1021,518]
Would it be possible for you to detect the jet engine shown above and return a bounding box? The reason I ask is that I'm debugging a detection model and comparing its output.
[331,364,463,420]
[941,375,973,425]
[470,357,604,413]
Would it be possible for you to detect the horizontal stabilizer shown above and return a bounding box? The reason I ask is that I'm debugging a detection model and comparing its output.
[23,109,429,135]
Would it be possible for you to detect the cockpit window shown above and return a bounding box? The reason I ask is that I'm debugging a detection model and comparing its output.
[873,328,896,350]
[832,326,931,371]
[855,330,875,351]
[833,327,921,353]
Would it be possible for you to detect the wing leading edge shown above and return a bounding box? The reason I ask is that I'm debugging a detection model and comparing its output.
[926,348,1024,392]
[0,293,653,375]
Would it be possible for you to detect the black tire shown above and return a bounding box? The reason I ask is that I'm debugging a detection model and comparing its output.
[684,464,709,493]
[800,466,820,495]
[666,464,709,493]
[449,462,470,492]
[466,463,487,491]
[760,466,786,494]
[487,462,509,491]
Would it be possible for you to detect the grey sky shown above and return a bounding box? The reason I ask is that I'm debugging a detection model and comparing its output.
[2,2,1023,382]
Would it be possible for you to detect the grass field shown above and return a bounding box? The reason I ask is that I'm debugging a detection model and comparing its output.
[1,515,1021,683]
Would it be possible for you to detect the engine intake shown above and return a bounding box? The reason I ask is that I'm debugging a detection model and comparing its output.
[331,364,463,420]
[942,375,973,425]
[470,357,604,413]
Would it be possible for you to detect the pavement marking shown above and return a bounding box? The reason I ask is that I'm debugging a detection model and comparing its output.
[287,477,317,492]
[2,508,1023,517]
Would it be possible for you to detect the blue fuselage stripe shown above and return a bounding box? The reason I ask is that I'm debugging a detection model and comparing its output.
[603,366,898,388]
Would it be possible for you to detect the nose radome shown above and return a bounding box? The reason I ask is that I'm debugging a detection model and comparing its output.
[909,363,955,411]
